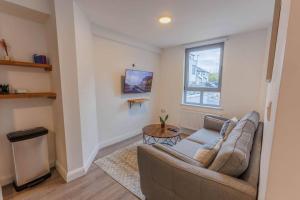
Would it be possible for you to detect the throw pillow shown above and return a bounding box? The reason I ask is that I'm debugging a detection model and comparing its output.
[231,117,239,123]
[193,138,223,167]
[219,120,236,140]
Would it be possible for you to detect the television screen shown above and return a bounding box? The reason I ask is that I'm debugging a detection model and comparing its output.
[124,69,153,93]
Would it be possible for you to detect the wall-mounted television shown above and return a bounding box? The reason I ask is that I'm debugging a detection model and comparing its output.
[123,69,153,93]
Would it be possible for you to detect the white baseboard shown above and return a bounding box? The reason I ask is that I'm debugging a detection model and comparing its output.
[55,161,67,181]
[0,158,56,186]
[0,174,13,187]
[98,129,141,150]
[61,130,141,182]
[55,160,85,183]
[66,167,85,182]
[55,141,99,183]
[1,131,142,186]
[49,159,56,168]
[83,144,99,172]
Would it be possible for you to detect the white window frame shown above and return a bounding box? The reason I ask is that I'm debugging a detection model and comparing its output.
[183,42,224,107]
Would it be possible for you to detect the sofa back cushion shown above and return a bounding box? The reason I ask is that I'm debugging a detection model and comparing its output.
[240,122,263,186]
[208,111,260,177]
[240,111,260,129]
[203,115,227,132]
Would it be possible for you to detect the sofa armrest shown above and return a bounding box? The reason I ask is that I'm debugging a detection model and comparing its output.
[138,144,257,200]
[203,115,229,132]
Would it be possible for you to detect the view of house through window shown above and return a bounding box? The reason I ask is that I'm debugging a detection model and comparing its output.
[184,43,224,107]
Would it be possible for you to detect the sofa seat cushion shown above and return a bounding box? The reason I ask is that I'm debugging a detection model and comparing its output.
[186,128,221,145]
[209,112,259,177]
[154,137,223,168]
[154,140,206,167]
[171,139,205,158]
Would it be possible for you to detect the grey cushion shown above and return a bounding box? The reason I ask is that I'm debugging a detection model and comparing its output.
[240,122,264,187]
[186,129,221,145]
[240,111,260,129]
[154,143,204,167]
[219,120,236,140]
[171,139,205,159]
[209,119,258,177]
[193,138,223,167]
[203,115,228,132]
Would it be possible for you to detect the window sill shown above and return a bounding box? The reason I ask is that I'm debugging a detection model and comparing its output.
[181,103,223,110]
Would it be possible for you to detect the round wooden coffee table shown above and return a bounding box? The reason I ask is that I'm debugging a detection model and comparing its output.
[142,124,181,146]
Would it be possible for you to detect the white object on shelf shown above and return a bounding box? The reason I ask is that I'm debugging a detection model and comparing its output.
[15,89,29,94]
[4,55,10,61]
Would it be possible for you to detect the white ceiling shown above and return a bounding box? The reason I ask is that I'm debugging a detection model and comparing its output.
[77,0,275,48]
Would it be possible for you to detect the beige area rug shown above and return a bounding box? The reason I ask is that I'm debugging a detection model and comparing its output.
[94,141,145,200]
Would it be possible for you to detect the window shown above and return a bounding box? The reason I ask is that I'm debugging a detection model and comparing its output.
[184,43,224,107]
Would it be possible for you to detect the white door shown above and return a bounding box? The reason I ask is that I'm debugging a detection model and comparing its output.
[258,0,291,199]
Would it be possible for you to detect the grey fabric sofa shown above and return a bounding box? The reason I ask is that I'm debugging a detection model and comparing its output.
[138,112,263,200]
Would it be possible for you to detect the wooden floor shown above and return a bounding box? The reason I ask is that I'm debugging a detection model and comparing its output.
[2,130,193,200]
[2,135,143,200]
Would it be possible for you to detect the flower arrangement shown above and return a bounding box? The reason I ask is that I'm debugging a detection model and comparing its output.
[159,109,169,128]
[0,39,9,60]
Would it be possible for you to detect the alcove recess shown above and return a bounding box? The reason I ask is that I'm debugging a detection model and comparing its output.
[0,60,56,99]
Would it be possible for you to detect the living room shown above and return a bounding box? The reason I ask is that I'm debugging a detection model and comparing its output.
[1,0,299,200]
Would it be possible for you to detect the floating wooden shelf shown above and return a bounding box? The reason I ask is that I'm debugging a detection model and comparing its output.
[0,60,52,71]
[128,98,148,108]
[0,92,56,99]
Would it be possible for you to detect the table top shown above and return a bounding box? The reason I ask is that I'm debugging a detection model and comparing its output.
[142,124,180,138]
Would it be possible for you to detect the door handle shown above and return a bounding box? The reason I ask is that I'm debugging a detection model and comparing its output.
[267,101,272,121]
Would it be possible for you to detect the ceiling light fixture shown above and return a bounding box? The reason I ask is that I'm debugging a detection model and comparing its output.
[159,16,172,24]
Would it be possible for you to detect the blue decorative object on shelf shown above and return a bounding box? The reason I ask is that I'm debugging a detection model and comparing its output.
[33,54,47,64]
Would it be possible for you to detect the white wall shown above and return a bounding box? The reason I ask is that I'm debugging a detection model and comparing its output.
[54,0,84,180]
[0,11,55,185]
[73,1,99,170]
[222,29,269,117]
[4,0,50,14]
[46,0,68,180]
[159,29,269,130]
[93,36,161,147]
[260,0,300,199]
[0,0,50,24]
[53,0,102,181]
